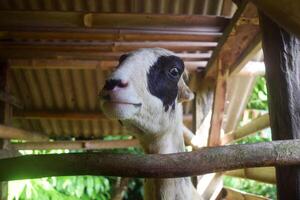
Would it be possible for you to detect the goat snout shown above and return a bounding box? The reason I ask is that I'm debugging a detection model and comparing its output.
[103,79,128,91]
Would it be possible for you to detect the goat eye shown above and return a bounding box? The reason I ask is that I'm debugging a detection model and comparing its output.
[169,67,179,77]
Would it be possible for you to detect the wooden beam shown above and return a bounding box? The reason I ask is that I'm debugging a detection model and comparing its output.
[0,30,222,42]
[0,11,229,32]
[12,111,192,124]
[1,139,300,181]
[208,59,228,146]
[1,50,212,61]
[222,187,269,200]
[12,139,140,150]
[225,167,276,184]
[0,41,217,53]
[260,13,300,200]
[205,2,260,79]
[251,0,300,38]
[9,59,208,72]
[0,60,8,200]
[221,113,270,145]
[0,90,23,109]
[0,125,48,141]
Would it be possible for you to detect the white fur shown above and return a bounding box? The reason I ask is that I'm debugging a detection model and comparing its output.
[100,48,202,200]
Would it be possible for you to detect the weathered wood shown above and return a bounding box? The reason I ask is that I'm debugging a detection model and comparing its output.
[9,59,207,72]
[0,30,221,42]
[0,11,229,31]
[12,139,140,150]
[221,113,270,144]
[223,187,269,200]
[225,167,276,184]
[0,90,23,109]
[208,59,228,146]
[0,41,217,53]
[1,139,300,181]
[205,2,260,79]
[251,0,300,38]
[260,13,300,200]
[0,61,8,200]
[0,125,48,141]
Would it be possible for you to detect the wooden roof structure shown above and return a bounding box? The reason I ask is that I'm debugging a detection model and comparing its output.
[0,0,245,139]
[5,0,300,199]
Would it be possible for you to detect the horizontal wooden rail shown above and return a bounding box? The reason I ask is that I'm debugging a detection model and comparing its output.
[10,59,207,72]
[1,139,300,181]
[225,167,275,184]
[0,125,48,141]
[0,30,222,42]
[221,113,270,145]
[0,11,229,32]
[12,139,140,150]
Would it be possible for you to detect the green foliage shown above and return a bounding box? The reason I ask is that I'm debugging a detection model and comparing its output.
[224,176,277,199]
[247,77,268,111]
[9,136,144,200]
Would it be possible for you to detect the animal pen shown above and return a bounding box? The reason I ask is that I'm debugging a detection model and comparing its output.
[0,0,300,199]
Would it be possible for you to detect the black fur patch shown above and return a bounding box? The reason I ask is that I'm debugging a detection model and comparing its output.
[147,55,184,111]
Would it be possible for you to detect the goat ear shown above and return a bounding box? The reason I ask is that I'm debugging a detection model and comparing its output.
[178,78,194,103]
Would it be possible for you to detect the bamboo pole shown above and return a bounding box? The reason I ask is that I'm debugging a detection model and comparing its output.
[12,139,140,150]
[225,167,276,184]
[1,139,300,181]
[221,113,270,145]
[223,187,269,200]
[0,125,48,141]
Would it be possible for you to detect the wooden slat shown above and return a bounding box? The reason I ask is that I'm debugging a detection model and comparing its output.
[12,139,140,150]
[0,30,222,42]
[225,167,276,184]
[208,59,228,146]
[9,59,207,72]
[221,113,270,145]
[0,41,217,53]
[0,125,48,141]
[12,111,193,124]
[0,11,229,32]
[223,187,269,200]
[205,2,260,79]
[1,50,212,61]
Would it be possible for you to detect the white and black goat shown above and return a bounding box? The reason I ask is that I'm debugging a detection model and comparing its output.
[99,48,202,200]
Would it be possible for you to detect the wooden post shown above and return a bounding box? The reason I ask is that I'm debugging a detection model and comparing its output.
[0,61,9,200]
[259,13,300,199]
[208,58,228,146]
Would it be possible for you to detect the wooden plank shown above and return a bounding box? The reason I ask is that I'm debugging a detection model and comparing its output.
[259,13,300,200]
[225,167,276,184]
[208,59,228,146]
[9,59,207,72]
[0,30,222,42]
[251,0,300,38]
[0,125,48,141]
[13,111,193,125]
[1,139,300,181]
[223,187,269,200]
[0,11,229,32]
[12,139,140,150]
[0,41,217,53]
[221,113,270,145]
[1,50,211,61]
[205,2,260,79]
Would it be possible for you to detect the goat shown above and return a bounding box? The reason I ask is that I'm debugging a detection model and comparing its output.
[99,48,202,200]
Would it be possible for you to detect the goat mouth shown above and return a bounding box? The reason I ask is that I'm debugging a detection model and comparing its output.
[105,101,142,107]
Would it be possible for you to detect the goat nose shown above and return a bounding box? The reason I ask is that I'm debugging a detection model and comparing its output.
[103,79,128,91]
